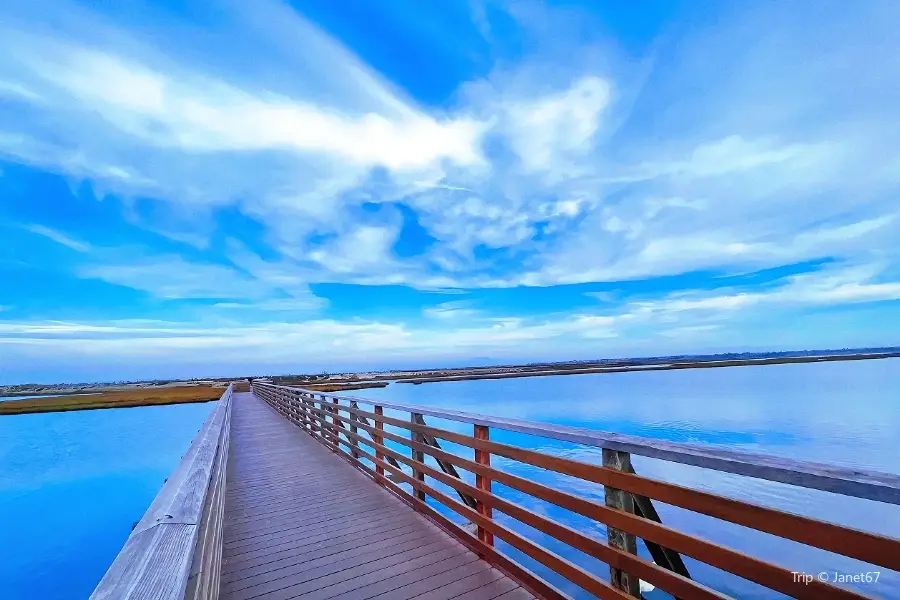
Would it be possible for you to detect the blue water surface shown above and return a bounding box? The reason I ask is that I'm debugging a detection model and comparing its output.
[1,359,898,599]
[0,401,215,600]
[360,358,900,599]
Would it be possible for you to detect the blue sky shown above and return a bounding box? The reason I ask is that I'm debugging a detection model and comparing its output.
[1,0,899,383]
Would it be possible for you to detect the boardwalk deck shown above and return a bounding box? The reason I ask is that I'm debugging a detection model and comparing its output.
[221,392,534,600]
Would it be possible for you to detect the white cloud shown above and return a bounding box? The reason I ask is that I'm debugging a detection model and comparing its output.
[0,79,41,101]
[7,37,484,171]
[213,298,325,312]
[0,312,622,363]
[78,256,256,299]
[309,224,402,274]
[24,224,91,252]
[624,264,900,319]
[423,301,480,320]
[504,76,611,173]
[0,0,899,340]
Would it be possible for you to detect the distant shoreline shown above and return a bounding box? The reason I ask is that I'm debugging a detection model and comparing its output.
[392,351,900,385]
[2,348,897,414]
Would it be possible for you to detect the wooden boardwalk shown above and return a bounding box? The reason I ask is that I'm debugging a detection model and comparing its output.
[220,392,533,600]
[93,383,900,600]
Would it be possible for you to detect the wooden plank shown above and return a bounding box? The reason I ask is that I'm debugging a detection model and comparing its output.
[375,405,385,483]
[312,549,485,600]
[475,424,494,547]
[382,563,503,600]
[306,550,483,600]
[221,522,430,583]
[261,383,900,504]
[222,536,453,599]
[222,514,420,568]
[413,569,514,600]
[220,391,527,600]
[91,523,197,600]
[412,412,427,501]
[602,449,640,597]
[349,403,359,459]
[323,440,569,600]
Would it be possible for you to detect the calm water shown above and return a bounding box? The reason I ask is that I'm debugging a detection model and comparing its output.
[0,393,101,402]
[360,358,900,599]
[1,360,897,599]
[0,401,215,600]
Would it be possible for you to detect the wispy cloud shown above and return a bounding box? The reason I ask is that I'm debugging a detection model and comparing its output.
[624,264,900,318]
[423,301,481,320]
[75,253,327,310]
[24,224,91,252]
[1,0,900,379]
[77,256,256,300]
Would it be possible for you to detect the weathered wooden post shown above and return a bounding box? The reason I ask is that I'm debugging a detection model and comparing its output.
[305,394,317,433]
[288,391,296,425]
[320,395,333,450]
[374,406,385,484]
[411,412,426,500]
[298,393,309,431]
[474,424,494,547]
[602,448,641,597]
[332,397,340,449]
[349,401,359,459]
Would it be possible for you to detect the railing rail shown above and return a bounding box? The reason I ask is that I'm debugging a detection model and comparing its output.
[91,384,233,600]
[253,381,900,600]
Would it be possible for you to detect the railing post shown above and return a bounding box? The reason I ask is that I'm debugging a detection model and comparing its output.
[298,393,308,431]
[349,401,359,459]
[304,394,313,434]
[328,396,337,450]
[411,413,426,501]
[602,448,641,597]
[375,405,384,485]
[474,424,494,547]
[332,397,340,450]
[318,396,330,449]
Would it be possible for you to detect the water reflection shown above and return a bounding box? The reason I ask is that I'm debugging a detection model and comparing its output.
[363,359,900,599]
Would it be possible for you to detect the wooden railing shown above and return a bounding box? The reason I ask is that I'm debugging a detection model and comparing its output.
[252,381,900,600]
[91,384,233,600]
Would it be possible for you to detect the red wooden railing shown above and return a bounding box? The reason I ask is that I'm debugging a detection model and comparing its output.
[252,381,900,600]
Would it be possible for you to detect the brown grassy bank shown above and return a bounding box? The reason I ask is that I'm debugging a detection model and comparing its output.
[0,386,224,415]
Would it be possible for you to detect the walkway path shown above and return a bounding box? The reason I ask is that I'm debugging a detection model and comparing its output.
[220,392,533,600]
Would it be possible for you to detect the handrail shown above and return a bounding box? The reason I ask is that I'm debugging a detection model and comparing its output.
[253,381,900,600]
[91,384,233,600]
[275,384,900,504]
